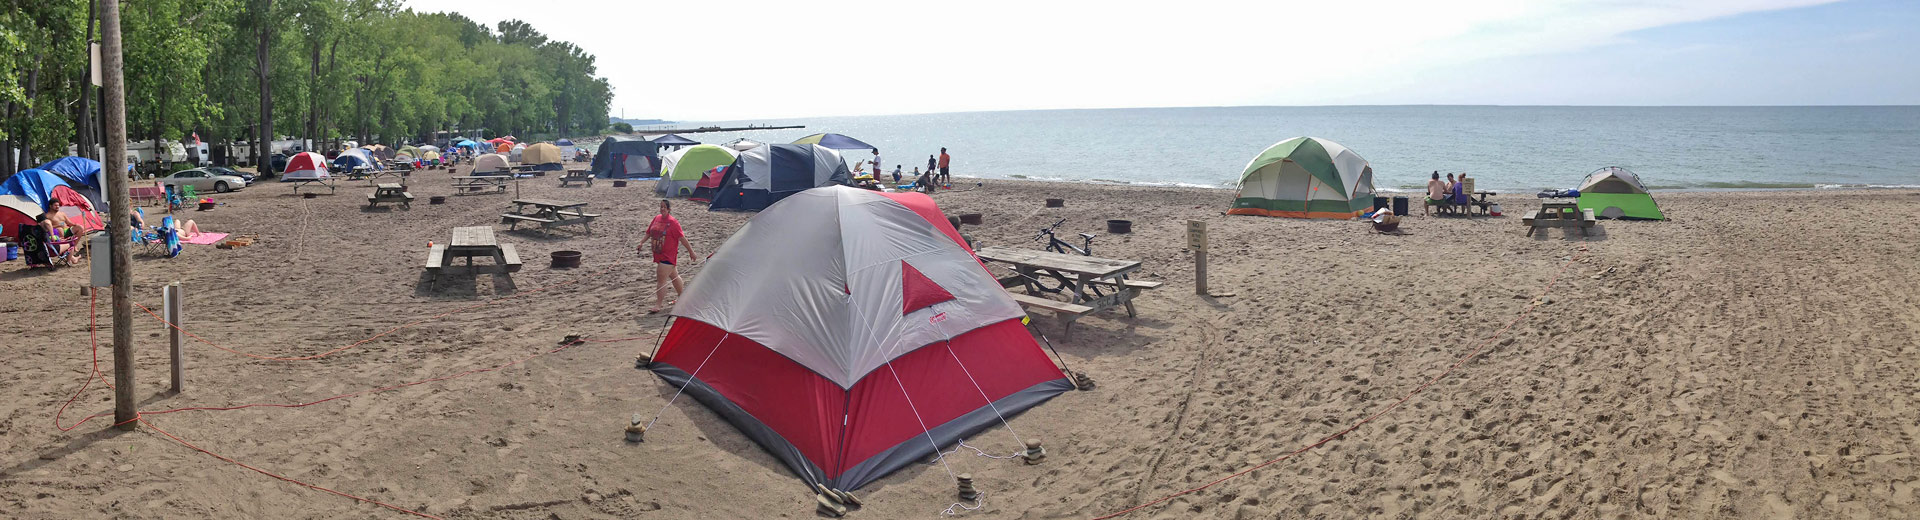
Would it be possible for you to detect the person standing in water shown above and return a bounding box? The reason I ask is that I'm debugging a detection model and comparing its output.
[643,199,697,314]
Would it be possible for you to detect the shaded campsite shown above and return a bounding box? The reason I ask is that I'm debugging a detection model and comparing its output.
[3,160,1918,518]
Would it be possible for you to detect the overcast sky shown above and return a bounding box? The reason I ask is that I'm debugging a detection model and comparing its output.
[403,0,1918,121]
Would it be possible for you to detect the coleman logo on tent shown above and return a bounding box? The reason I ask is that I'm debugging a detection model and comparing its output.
[929,312,948,324]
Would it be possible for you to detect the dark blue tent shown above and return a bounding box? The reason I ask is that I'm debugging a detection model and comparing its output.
[650,134,700,146]
[709,144,850,211]
[591,136,661,179]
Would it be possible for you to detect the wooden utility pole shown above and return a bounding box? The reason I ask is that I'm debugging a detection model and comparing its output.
[101,0,136,431]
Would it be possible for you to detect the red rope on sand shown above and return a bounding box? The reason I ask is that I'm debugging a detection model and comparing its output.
[54,292,110,431]
[137,416,443,519]
[1090,247,1588,519]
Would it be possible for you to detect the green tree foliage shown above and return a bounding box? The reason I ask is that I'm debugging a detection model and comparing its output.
[0,0,613,170]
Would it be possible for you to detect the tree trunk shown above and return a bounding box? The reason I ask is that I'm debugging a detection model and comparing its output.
[306,38,317,150]
[22,65,39,167]
[254,0,274,176]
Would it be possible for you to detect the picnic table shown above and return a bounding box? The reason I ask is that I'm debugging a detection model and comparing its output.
[365,183,414,209]
[558,169,593,187]
[511,165,547,177]
[287,177,337,194]
[424,226,521,282]
[502,198,597,234]
[367,169,404,183]
[1427,191,1497,216]
[450,175,509,195]
[345,166,373,181]
[1524,200,1596,237]
[976,246,1162,338]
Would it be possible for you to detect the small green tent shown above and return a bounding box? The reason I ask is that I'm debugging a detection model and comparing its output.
[1578,167,1664,220]
[657,144,739,197]
[1229,137,1375,219]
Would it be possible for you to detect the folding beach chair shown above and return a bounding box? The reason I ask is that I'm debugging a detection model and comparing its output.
[154,216,182,258]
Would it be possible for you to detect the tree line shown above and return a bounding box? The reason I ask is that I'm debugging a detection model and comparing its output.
[0,0,613,173]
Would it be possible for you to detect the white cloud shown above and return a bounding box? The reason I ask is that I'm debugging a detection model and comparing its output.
[403,0,1840,119]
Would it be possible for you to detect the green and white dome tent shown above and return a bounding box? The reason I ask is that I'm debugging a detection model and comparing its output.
[1577,166,1664,220]
[1228,137,1376,219]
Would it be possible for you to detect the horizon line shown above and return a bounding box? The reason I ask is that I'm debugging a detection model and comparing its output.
[644,103,1920,123]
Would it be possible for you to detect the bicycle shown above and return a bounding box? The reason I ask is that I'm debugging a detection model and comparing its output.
[1025,219,1105,296]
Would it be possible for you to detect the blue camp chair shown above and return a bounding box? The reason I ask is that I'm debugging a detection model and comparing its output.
[156,216,182,258]
[132,208,166,254]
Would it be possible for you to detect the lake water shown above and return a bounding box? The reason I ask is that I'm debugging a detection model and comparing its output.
[643,106,1920,193]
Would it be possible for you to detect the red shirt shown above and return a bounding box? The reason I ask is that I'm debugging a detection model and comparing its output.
[646,214,684,263]
[938,152,950,168]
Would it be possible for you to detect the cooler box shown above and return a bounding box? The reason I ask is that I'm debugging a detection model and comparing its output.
[1392,196,1409,216]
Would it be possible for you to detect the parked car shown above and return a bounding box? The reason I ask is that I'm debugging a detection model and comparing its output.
[202,165,255,185]
[160,168,247,193]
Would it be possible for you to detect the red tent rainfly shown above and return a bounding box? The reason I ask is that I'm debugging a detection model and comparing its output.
[650,185,1071,492]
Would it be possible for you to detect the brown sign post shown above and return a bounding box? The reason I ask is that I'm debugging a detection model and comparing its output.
[1187,220,1208,296]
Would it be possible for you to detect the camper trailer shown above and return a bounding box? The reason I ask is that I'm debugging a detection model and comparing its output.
[221,139,311,167]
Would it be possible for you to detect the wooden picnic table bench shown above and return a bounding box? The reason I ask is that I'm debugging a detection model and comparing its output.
[976,245,1158,338]
[502,198,596,234]
[558,170,593,187]
[1524,201,1596,236]
[365,183,414,209]
[287,177,337,194]
[424,226,522,283]
[450,175,508,195]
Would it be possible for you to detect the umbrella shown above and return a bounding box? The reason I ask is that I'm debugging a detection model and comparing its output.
[651,134,700,146]
[418,145,439,152]
[487,137,513,145]
[791,133,875,150]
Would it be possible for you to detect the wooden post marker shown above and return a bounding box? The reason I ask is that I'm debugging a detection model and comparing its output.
[1187,220,1208,295]
[164,282,183,393]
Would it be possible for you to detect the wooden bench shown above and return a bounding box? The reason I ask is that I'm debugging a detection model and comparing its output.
[1006,292,1094,319]
[498,243,522,272]
[366,191,414,209]
[500,213,557,229]
[1006,292,1095,338]
[424,243,446,271]
[1523,208,1596,237]
[451,176,508,195]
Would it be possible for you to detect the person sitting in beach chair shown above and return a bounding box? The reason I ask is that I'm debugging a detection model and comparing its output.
[1450,174,1471,210]
[1426,172,1449,215]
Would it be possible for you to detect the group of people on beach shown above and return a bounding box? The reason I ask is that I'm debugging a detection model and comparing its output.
[1426,170,1472,206]
[860,147,952,193]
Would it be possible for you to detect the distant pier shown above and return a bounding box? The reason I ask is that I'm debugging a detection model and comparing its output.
[634,124,805,135]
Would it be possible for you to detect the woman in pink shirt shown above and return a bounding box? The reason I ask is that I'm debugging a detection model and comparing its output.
[643,199,697,313]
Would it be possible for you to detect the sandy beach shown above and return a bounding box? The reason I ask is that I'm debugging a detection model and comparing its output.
[2,170,1918,519]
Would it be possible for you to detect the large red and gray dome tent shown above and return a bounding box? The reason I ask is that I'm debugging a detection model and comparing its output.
[651,186,1073,491]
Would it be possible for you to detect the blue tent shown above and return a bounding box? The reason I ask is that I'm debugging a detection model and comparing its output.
[331,152,372,172]
[0,169,74,209]
[555,138,575,146]
[40,156,104,189]
[37,156,111,211]
[651,134,699,146]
